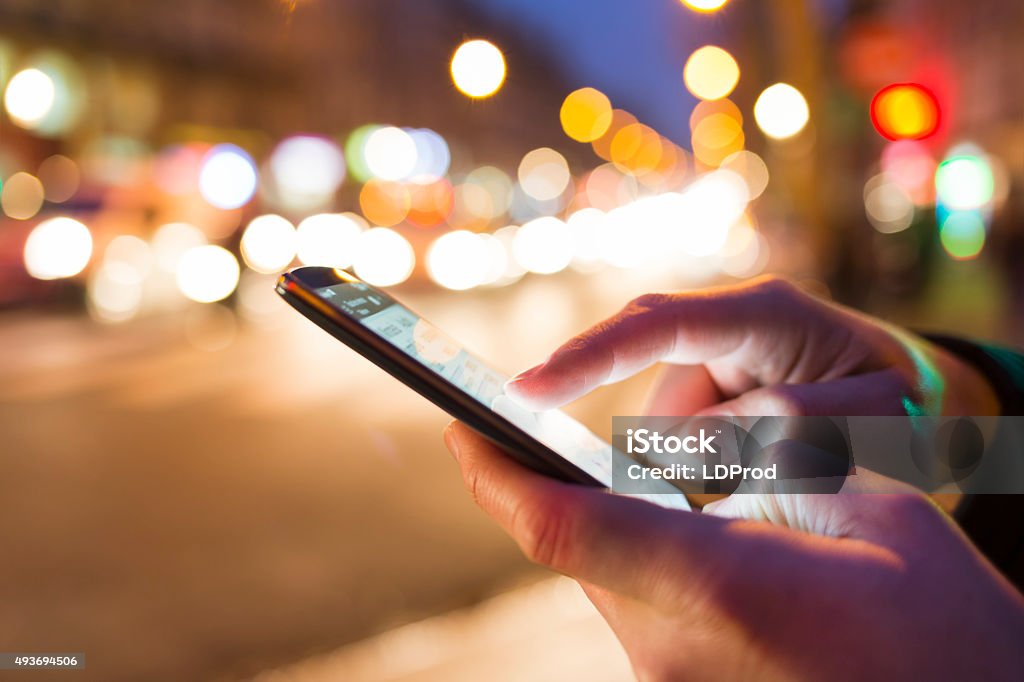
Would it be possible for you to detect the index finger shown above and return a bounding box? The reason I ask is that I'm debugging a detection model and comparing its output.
[505,277,802,411]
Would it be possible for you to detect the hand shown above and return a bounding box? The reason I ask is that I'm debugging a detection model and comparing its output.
[503,276,999,418]
[444,421,1024,681]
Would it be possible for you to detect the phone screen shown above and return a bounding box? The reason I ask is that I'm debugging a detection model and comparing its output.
[312,278,690,510]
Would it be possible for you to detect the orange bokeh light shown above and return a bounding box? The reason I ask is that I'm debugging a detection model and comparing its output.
[870,83,940,141]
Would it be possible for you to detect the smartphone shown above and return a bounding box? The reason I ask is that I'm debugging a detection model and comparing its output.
[276,266,689,510]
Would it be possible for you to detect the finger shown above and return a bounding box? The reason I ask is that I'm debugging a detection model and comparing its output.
[695,368,914,417]
[643,364,724,416]
[505,277,829,411]
[443,420,812,602]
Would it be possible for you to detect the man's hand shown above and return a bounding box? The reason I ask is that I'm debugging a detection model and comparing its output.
[504,276,999,418]
[444,421,1024,681]
[442,276,1020,679]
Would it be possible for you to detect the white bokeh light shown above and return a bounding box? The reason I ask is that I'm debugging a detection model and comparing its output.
[427,230,489,290]
[176,245,240,303]
[513,217,574,275]
[353,227,415,286]
[199,144,258,209]
[241,214,297,274]
[364,127,418,181]
[23,217,93,280]
[4,68,56,127]
[269,135,346,208]
[754,83,810,140]
[296,213,364,268]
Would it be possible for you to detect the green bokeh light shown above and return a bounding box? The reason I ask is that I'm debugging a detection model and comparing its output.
[934,155,994,210]
[939,210,986,260]
[344,124,382,184]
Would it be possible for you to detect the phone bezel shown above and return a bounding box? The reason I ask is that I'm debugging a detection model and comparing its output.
[276,266,606,488]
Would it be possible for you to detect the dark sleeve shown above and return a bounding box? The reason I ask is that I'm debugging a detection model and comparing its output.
[924,334,1024,416]
[924,334,1024,591]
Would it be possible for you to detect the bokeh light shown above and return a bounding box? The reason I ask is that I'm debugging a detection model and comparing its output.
[268,135,346,209]
[720,150,769,200]
[691,113,744,167]
[610,124,663,176]
[152,222,207,273]
[881,140,935,204]
[406,179,454,227]
[23,216,93,280]
[359,179,411,226]
[364,126,418,181]
[870,83,940,140]
[344,124,383,184]
[512,217,573,275]
[176,245,240,303]
[37,154,80,202]
[88,264,143,323]
[450,39,506,98]
[450,182,496,230]
[935,154,993,210]
[754,83,810,140]
[406,129,451,182]
[296,213,364,268]
[939,211,986,260]
[353,227,415,286]
[560,88,613,142]
[518,148,571,201]
[864,173,914,234]
[683,46,740,101]
[427,230,489,290]
[198,144,258,209]
[241,214,297,274]
[104,235,153,283]
[1,172,45,220]
[4,68,55,127]
[680,0,730,11]
[466,166,513,217]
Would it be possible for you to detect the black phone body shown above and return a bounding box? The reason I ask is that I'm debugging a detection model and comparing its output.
[276,266,689,510]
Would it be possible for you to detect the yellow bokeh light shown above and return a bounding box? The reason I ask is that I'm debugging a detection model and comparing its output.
[591,110,637,161]
[680,0,730,12]
[683,46,740,101]
[1,171,45,220]
[610,124,663,176]
[560,88,613,142]
[691,113,745,167]
[690,98,742,131]
[754,83,810,140]
[450,39,506,98]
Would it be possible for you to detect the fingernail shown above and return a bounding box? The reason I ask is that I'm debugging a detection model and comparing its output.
[506,363,544,390]
[443,422,461,461]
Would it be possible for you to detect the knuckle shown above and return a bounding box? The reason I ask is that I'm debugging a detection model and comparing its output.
[512,496,577,570]
[750,273,798,296]
[627,292,675,314]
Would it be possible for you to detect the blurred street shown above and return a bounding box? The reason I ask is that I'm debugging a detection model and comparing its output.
[1,0,1022,678]
[0,276,665,682]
